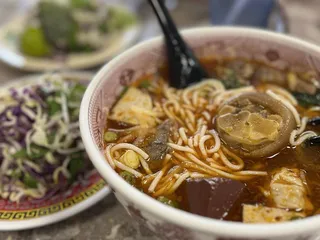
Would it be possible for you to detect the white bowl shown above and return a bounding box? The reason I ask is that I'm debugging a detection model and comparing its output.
[80,27,320,240]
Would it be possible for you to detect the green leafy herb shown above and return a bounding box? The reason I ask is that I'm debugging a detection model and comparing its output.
[157,196,179,208]
[68,83,86,102]
[293,91,320,108]
[119,171,136,185]
[99,21,108,33]
[47,133,56,144]
[70,108,80,122]
[222,69,245,90]
[104,131,118,142]
[68,153,85,182]
[290,216,304,221]
[23,173,38,188]
[104,7,137,33]
[70,0,93,9]
[12,149,28,159]
[47,99,60,116]
[11,170,22,179]
[29,144,49,159]
[38,1,78,51]
[139,80,151,89]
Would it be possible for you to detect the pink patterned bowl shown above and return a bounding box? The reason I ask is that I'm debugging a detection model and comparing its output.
[80,27,320,240]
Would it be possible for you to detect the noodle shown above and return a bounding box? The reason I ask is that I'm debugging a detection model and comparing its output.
[207,129,221,153]
[167,172,190,194]
[220,147,244,171]
[114,160,143,178]
[148,170,164,193]
[106,74,311,203]
[139,156,152,175]
[111,143,149,159]
[167,143,198,155]
[105,144,115,169]
[199,135,211,158]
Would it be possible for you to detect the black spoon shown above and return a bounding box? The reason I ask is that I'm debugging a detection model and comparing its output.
[147,0,208,89]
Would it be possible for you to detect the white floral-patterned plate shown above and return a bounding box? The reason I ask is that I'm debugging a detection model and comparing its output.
[0,8,141,72]
[0,72,110,231]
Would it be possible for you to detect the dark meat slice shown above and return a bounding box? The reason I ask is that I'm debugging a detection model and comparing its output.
[134,120,173,171]
[179,178,245,219]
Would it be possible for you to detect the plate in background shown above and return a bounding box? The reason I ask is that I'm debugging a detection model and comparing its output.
[0,3,141,72]
[0,72,110,231]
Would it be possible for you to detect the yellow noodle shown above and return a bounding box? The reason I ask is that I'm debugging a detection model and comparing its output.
[114,160,143,178]
[207,129,221,153]
[167,143,198,155]
[167,172,190,194]
[199,135,211,158]
[220,147,244,171]
[148,170,164,193]
[139,156,152,175]
[111,143,149,159]
[105,144,115,169]
[179,127,188,143]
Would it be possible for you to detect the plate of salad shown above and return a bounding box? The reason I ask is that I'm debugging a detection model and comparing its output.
[0,72,110,230]
[0,0,140,71]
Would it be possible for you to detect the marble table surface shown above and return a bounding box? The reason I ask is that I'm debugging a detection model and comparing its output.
[0,0,319,239]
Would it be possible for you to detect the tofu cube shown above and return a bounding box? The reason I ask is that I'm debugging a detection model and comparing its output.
[243,205,305,223]
[109,87,156,127]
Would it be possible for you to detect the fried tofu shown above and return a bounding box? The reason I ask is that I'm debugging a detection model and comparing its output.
[109,87,156,127]
[270,168,313,211]
[243,205,305,223]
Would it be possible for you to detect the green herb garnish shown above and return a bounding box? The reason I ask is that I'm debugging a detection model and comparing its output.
[119,171,136,185]
[68,83,86,102]
[139,80,151,89]
[29,144,49,159]
[47,99,60,116]
[222,69,246,90]
[104,131,118,142]
[70,0,93,9]
[23,173,38,188]
[157,196,179,208]
[290,216,304,221]
[12,149,28,159]
[68,153,85,182]
[293,91,320,108]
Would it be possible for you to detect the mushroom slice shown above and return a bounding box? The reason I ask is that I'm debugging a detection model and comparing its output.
[216,92,296,158]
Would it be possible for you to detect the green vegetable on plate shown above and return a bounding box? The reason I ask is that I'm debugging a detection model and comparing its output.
[23,173,38,189]
[20,27,52,57]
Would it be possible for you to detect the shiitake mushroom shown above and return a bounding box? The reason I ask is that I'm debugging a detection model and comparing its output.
[216,92,297,158]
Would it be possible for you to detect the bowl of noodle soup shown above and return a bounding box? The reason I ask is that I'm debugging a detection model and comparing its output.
[80,27,320,240]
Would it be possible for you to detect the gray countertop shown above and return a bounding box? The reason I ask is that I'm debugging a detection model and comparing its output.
[0,0,320,239]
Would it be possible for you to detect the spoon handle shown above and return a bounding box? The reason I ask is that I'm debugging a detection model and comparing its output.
[148,0,208,88]
[148,0,185,51]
